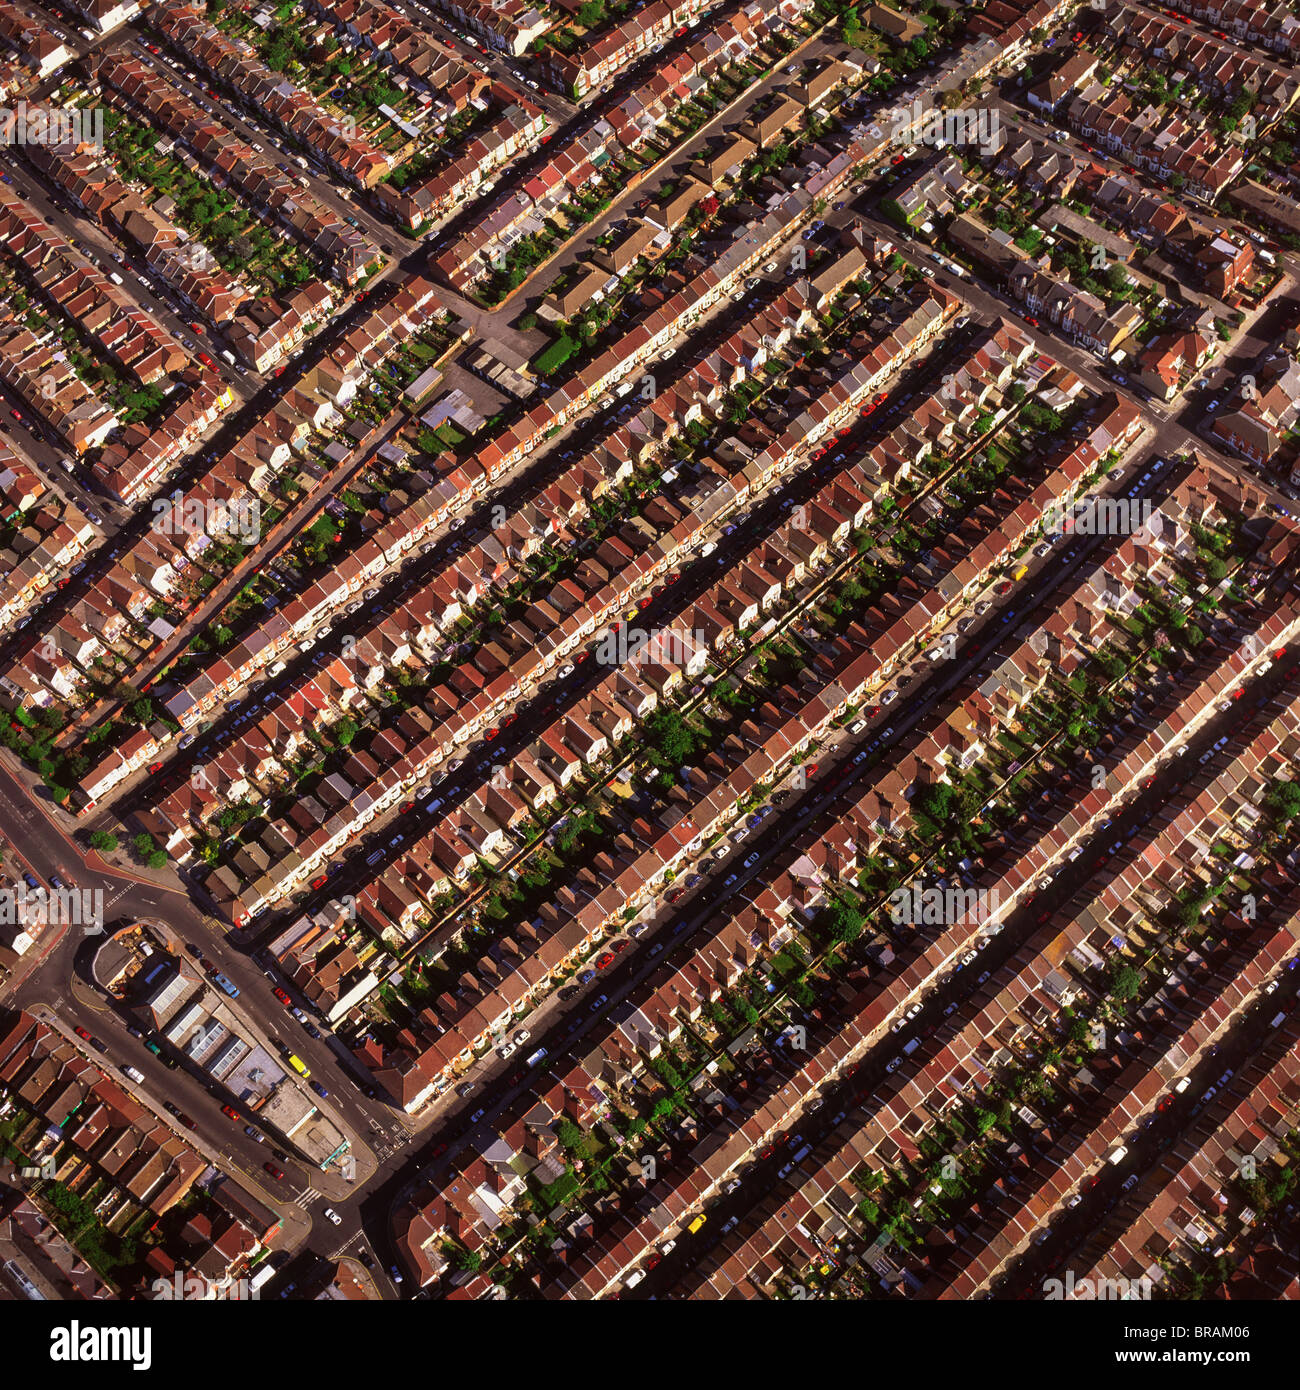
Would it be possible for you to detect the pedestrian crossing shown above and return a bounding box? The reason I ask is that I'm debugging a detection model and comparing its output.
[292,1187,321,1211]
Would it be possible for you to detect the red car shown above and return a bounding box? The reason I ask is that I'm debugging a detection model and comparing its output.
[996,580,1014,595]
[891,152,906,164]
[273,987,291,1006]
[576,650,591,664]
[485,727,500,740]
[667,888,685,903]
[75,1026,92,1041]
[596,952,615,969]
[274,365,286,377]
[311,873,328,889]
[1023,315,1040,327]
[503,712,518,725]
[263,1162,285,1180]
[804,762,819,779]
[198,352,216,369]
[612,939,629,953]
[221,1104,241,1121]
[9,409,21,421]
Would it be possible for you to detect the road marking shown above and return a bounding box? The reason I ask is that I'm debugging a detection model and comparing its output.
[293,1187,321,1210]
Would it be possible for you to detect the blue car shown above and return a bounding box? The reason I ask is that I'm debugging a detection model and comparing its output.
[23,873,39,890]
[578,969,597,985]
[310,1080,329,1098]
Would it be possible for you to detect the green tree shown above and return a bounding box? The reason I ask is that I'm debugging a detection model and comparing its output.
[879,197,914,231]
[822,890,865,944]
[643,709,699,770]
[89,830,118,852]
[1109,962,1143,1002]
[1265,780,1300,829]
